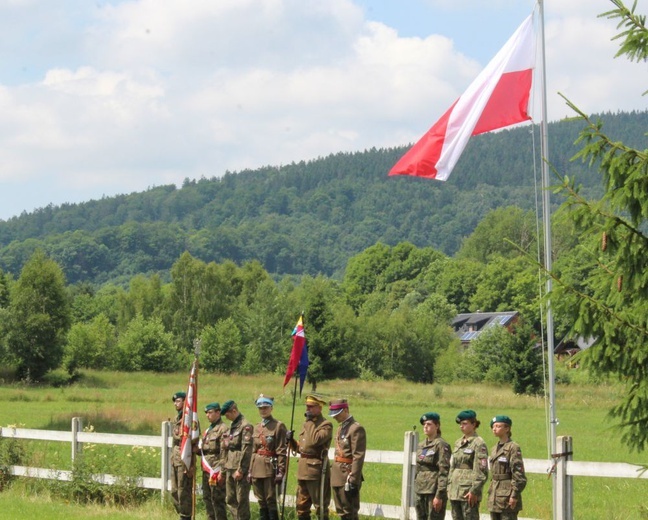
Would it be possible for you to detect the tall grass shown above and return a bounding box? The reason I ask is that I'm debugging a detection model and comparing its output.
[1,370,647,519]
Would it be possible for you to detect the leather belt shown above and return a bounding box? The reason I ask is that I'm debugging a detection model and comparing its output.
[257,449,276,456]
[300,453,320,459]
[457,464,472,469]
[335,456,353,464]
[491,474,512,481]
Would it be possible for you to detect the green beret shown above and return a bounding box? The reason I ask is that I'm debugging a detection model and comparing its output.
[420,412,440,425]
[221,400,236,414]
[204,402,220,412]
[456,409,477,423]
[490,415,512,428]
[172,391,186,402]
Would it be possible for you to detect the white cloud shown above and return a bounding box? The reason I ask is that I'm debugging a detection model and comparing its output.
[0,0,646,219]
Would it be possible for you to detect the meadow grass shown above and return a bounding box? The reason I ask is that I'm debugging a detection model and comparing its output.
[1,370,647,519]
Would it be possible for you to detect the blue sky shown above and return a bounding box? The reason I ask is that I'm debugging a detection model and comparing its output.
[0,0,646,220]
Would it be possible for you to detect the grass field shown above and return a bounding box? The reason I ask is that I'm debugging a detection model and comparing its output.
[0,370,647,519]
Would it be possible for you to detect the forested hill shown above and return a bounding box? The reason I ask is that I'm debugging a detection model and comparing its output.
[0,110,645,285]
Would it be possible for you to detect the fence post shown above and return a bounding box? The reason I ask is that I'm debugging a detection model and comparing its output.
[401,431,417,520]
[555,435,573,520]
[161,421,172,504]
[71,417,83,465]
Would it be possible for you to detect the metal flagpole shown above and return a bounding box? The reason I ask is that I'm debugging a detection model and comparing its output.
[280,375,299,520]
[537,1,559,518]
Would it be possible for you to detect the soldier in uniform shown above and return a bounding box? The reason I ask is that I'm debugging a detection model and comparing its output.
[288,394,332,520]
[200,402,229,520]
[170,391,193,520]
[221,400,254,520]
[487,415,527,520]
[448,410,488,520]
[329,399,366,520]
[250,394,287,520]
[414,412,451,520]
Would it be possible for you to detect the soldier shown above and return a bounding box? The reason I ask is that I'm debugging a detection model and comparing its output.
[288,394,332,520]
[250,394,287,520]
[487,415,527,520]
[448,410,488,520]
[200,402,229,520]
[170,391,193,520]
[414,412,451,520]
[329,399,366,520]
[221,400,254,520]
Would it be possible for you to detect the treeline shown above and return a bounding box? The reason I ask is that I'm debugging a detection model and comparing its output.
[0,204,592,394]
[0,111,645,286]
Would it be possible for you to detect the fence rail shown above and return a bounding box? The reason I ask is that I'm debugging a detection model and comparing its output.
[1,420,647,520]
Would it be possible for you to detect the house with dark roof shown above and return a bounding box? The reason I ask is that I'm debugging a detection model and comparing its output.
[452,311,519,346]
[554,336,596,358]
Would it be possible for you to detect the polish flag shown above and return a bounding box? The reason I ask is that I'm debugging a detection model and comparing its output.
[389,14,536,181]
[180,360,200,470]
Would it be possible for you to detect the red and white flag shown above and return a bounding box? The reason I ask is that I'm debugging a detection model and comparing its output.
[201,453,221,485]
[389,14,536,181]
[180,360,200,470]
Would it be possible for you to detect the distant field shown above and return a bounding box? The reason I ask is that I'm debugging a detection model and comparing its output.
[0,370,647,519]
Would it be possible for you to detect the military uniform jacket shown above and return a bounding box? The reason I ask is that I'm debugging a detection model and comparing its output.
[296,414,333,480]
[200,418,229,470]
[250,416,288,479]
[222,414,254,473]
[487,439,526,513]
[414,435,451,499]
[172,412,184,467]
[448,433,488,501]
[331,416,366,488]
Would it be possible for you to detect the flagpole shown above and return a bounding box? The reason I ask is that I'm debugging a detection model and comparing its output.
[280,375,299,520]
[192,339,201,520]
[538,1,559,518]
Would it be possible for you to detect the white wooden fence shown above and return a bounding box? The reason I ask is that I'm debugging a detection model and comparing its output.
[1,419,646,520]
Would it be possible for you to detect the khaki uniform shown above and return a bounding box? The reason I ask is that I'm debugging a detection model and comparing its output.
[448,433,488,520]
[487,439,527,520]
[414,435,451,520]
[201,418,229,520]
[295,414,333,520]
[222,414,254,520]
[250,416,288,519]
[171,412,193,519]
[331,416,366,520]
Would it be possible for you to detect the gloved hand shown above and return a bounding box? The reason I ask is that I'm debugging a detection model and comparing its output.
[286,430,294,441]
[275,472,284,484]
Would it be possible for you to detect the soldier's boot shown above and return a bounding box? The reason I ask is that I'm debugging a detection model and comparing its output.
[268,509,279,520]
[298,515,310,520]
[259,508,270,520]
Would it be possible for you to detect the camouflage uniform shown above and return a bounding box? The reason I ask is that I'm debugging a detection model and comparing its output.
[171,412,193,520]
[223,413,254,520]
[487,439,527,520]
[414,435,451,520]
[448,433,489,520]
[295,412,332,520]
[330,415,366,520]
[250,415,288,520]
[201,417,229,520]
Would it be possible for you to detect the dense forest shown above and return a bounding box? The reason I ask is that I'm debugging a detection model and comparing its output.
[0,111,645,286]
[0,110,645,394]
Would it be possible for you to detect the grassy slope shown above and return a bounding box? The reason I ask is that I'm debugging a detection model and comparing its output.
[1,371,647,519]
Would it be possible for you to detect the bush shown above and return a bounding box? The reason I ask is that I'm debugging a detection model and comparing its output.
[0,435,26,491]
